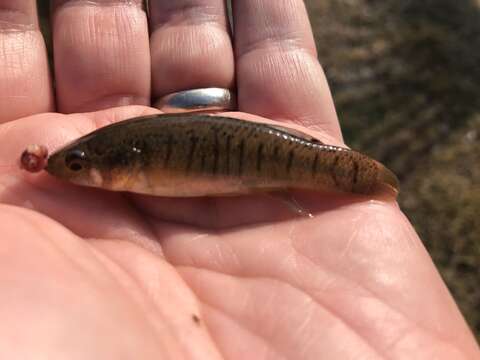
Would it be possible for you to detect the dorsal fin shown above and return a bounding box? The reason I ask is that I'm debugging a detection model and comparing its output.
[268,124,324,144]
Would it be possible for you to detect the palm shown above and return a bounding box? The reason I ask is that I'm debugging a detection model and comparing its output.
[0,1,477,358]
[0,106,475,359]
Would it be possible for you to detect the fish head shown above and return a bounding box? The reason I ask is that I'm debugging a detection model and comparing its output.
[45,141,106,188]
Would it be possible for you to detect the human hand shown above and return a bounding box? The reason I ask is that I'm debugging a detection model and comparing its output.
[0,1,478,359]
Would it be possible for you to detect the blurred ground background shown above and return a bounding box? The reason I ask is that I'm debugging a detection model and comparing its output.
[39,0,479,339]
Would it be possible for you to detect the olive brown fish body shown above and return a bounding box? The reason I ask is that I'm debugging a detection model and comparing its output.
[44,113,399,197]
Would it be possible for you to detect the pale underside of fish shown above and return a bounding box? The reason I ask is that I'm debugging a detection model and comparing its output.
[21,113,400,198]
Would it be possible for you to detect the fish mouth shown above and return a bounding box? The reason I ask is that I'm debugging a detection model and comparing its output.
[44,151,63,177]
[44,151,81,183]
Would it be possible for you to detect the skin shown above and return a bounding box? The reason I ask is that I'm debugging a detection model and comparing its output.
[0,0,477,359]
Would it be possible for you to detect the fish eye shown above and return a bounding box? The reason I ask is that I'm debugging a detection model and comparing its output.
[65,149,88,172]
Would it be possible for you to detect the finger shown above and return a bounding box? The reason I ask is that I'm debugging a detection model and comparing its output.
[233,0,342,140]
[148,0,234,101]
[0,1,53,123]
[52,0,150,113]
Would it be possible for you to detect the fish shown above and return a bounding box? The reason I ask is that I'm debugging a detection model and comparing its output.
[21,113,400,198]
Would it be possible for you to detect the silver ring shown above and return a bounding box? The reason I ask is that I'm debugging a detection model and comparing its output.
[155,88,237,113]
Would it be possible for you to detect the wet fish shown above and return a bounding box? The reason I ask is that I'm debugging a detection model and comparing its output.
[22,113,400,197]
